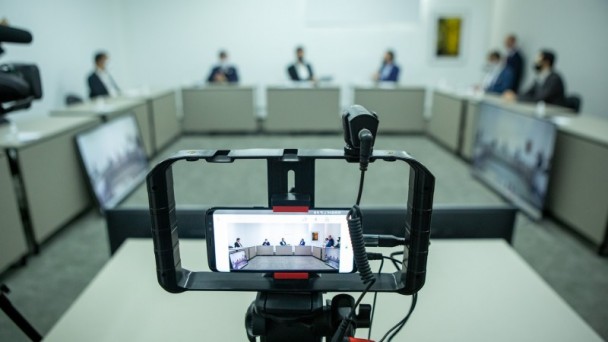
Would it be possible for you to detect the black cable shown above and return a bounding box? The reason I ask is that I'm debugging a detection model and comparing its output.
[355,170,365,206]
[387,293,418,341]
[378,292,418,342]
[367,257,384,340]
[389,251,404,270]
[348,206,374,285]
[384,256,401,271]
[331,169,375,342]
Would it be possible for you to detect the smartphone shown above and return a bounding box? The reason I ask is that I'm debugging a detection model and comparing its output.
[206,208,355,273]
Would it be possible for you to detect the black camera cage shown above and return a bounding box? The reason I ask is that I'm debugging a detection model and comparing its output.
[147,148,434,295]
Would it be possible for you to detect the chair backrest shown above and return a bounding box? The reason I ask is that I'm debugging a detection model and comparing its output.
[65,94,83,106]
[564,95,581,113]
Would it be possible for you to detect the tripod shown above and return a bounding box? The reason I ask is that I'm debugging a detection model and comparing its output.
[245,291,371,342]
[0,283,41,342]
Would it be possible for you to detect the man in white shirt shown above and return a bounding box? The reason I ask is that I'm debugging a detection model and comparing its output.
[287,46,314,81]
[87,51,120,99]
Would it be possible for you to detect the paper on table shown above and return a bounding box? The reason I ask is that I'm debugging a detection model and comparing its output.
[551,116,572,126]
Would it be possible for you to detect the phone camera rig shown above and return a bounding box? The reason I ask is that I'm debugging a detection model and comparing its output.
[147,105,435,341]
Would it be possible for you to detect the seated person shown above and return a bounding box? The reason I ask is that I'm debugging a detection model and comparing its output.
[335,237,341,248]
[207,50,239,83]
[262,239,270,246]
[299,238,305,246]
[504,50,566,106]
[279,238,287,246]
[287,46,314,81]
[482,50,514,94]
[325,235,335,248]
[373,50,400,82]
[87,51,120,99]
[234,238,243,248]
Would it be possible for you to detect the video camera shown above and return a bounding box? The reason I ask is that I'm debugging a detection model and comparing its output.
[0,24,43,123]
[147,105,435,341]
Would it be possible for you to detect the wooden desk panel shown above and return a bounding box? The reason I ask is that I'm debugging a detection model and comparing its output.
[0,151,27,271]
[182,86,256,132]
[354,86,425,133]
[266,87,340,132]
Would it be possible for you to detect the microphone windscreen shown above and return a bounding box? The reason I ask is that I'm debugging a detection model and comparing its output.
[0,26,33,44]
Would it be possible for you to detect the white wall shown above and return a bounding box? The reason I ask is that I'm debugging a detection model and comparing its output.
[117,0,495,91]
[490,0,608,117]
[3,0,495,117]
[2,0,127,118]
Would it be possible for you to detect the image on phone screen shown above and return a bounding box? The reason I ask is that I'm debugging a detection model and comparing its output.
[208,209,354,273]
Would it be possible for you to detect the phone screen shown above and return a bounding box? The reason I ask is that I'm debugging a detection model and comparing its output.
[207,208,354,273]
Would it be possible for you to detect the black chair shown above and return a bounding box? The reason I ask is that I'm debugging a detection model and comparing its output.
[65,93,83,106]
[564,95,582,113]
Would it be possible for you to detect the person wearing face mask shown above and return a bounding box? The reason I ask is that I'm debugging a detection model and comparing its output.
[482,50,514,94]
[87,51,120,99]
[504,50,565,106]
[373,50,400,82]
[207,50,239,83]
[287,46,314,81]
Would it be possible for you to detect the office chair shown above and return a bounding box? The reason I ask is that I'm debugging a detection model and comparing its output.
[564,95,581,113]
[65,93,83,106]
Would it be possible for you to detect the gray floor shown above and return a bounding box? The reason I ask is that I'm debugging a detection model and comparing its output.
[1,135,607,341]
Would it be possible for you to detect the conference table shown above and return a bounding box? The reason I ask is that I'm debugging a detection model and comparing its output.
[123,88,181,153]
[0,149,28,272]
[45,239,601,341]
[265,84,341,132]
[353,85,426,133]
[51,97,153,157]
[548,115,608,254]
[182,85,257,132]
[0,115,99,250]
[428,89,573,159]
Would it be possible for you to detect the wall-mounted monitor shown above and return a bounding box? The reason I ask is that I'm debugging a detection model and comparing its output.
[472,103,557,219]
[75,114,148,212]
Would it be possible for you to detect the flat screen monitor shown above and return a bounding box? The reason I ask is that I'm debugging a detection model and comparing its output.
[75,114,148,212]
[472,103,557,219]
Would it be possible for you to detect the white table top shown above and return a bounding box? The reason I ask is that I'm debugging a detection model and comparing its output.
[184,84,256,91]
[51,97,145,116]
[120,88,176,100]
[552,114,608,147]
[45,239,602,342]
[433,88,574,116]
[0,115,98,148]
[353,83,426,91]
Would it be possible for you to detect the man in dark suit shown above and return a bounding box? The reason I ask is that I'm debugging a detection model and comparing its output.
[207,50,239,83]
[87,51,120,99]
[279,238,287,246]
[374,50,400,82]
[234,238,243,248]
[504,50,566,106]
[325,235,335,248]
[483,51,514,94]
[505,35,524,92]
[262,239,270,246]
[287,46,314,81]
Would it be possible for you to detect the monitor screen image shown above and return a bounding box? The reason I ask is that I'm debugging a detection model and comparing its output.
[75,114,148,211]
[229,250,248,270]
[472,103,557,218]
[210,209,353,273]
